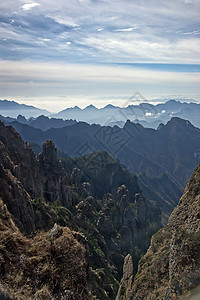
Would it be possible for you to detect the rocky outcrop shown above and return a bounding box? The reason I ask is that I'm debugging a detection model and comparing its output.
[95,185,162,281]
[74,183,161,298]
[0,123,38,234]
[39,140,72,207]
[0,123,74,233]
[115,186,161,257]
[116,254,134,300]
[126,164,200,299]
[46,223,63,240]
[71,167,81,185]
[0,122,43,198]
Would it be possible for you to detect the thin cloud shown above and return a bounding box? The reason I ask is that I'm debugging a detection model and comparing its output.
[1,0,200,64]
[78,34,200,64]
[1,60,199,85]
[47,14,80,27]
[114,27,136,32]
[1,60,200,111]
[21,2,40,11]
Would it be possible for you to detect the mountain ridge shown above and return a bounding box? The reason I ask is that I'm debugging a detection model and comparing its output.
[2,98,200,128]
[0,99,50,118]
[51,99,200,129]
[2,117,200,188]
[0,114,77,131]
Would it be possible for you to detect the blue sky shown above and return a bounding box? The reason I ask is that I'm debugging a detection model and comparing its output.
[0,0,200,112]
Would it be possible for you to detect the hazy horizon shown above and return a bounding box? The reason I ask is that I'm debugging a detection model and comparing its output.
[1,96,200,114]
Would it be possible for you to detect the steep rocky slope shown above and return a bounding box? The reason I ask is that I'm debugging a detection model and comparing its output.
[29,144,183,224]
[0,122,105,299]
[0,121,162,299]
[0,198,91,300]
[61,151,141,199]
[118,163,200,299]
[61,151,183,225]
[0,122,72,234]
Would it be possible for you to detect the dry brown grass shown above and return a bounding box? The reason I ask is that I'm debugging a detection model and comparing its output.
[0,199,90,300]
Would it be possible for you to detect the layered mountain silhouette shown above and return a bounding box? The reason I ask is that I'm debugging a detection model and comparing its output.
[51,99,200,129]
[3,117,200,188]
[1,99,200,128]
[0,99,49,118]
[0,114,76,131]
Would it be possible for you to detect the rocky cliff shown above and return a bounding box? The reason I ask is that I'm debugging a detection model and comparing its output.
[0,122,40,234]
[0,122,73,234]
[38,140,72,207]
[0,121,163,299]
[118,163,200,299]
[0,122,105,299]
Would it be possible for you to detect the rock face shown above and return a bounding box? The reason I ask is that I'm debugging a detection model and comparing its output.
[63,150,181,226]
[46,223,63,240]
[116,254,134,300]
[72,182,161,298]
[0,123,73,234]
[116,187,161,257]
[39,140,72,207]
[125,163,200,299]
[71,167,81,185]
[0,122,39,234]
[0,122,43,198]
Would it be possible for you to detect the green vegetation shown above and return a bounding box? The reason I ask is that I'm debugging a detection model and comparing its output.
[32,198,71,229]
[62,151,140,200]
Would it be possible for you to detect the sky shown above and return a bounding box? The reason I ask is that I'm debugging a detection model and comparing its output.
[0,0,200,112]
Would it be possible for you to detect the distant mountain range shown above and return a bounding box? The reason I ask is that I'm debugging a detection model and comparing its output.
[0,99,50,118]
[0,114,76,131]
[3,117,200,188]
[1,99,200,128]
[52,99,200,129]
